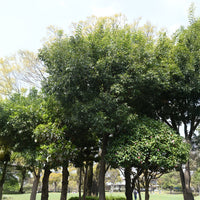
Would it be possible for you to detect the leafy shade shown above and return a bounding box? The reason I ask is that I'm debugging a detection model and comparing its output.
[106,117,190,173]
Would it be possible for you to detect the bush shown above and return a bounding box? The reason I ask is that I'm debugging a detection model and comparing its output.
[3,175,19,193]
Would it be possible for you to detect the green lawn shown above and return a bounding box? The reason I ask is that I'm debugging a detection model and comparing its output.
[3,192,77,200]
[2,192,200,200]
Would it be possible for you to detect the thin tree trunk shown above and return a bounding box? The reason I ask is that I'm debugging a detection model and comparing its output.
[54,182,57,192]
[19,167,26,194]
[83,164,88,200]
[41,165,51,200]
[174,124,194,200]
[0,160,8,200]
[125,167,133,200]
[86,162,93,196]
[98,134,108,200]
[136,179,142,200]
[60,162,69,200]
[180,162,194,200]
[30,168,41,200]
[131,169,143,193]
[79,167,82,200]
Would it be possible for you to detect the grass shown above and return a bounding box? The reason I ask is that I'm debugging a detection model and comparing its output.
[2,192,200,200]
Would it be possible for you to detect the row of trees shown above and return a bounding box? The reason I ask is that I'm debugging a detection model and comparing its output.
[0,11,200,200]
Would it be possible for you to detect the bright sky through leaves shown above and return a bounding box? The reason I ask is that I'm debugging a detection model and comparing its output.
[0,0,199,57]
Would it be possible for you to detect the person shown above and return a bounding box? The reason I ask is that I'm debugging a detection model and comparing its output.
[133,189,137,200]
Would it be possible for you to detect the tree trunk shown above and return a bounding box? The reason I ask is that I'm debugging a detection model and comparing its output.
[136,179,142,200]
[60,162,69,200]
[19,167,26,194]
[0,160,8,200]
[83,164,88,200]
[86,162,93,196]
[180,162,194,200]
[98,134,108,200]
[30,169,41,200]
[79,167,82,200]
[144,171,150,200]
[125,167,133,200]
[92,163,99,197]
[54,182,57,192]
[92,179,98,197]
[41,165,51,200]
[145,185,149,200]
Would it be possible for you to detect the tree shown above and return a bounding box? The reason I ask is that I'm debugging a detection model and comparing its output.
[13,50,47,89]
[105,168,122,192]
[191,129,200,194]
[0,101,13,200]
[191,168,200,194]
[0,165,20,193]
[49,172,62,192]
[0,57,18,98]
[2,89,66,200]
[34,121,73,200]
[11,153,29,194]
[0,150,10,200]
[68,166,78,193]
[121,16,200,200]
[158,171,181,193]
[39,15,154,200]
[2,90,46,200]
[106,116,190,200]
[0,50,46,99]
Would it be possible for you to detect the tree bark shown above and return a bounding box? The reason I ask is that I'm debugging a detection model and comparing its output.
[144,171,150,200]
[86,162,93,196]
[30,168,41,200]
[0,160,8,200]
[180,162,194,200]
[41,165,51,200]
[172,123,195,200]
[92,179,98,196]
[54,182,57,192]
[83,164,88,200]
[135,179,142,200]
[125,167,133,200]
[92,163,99,196]
[79,167,82,200]
[144,186,149,200]
[60,162,69,200]
[98,134,108,200]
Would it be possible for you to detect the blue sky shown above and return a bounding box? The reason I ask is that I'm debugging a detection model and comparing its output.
[0,0,200,57]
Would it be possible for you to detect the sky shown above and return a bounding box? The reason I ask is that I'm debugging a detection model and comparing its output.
[0,0,200,57]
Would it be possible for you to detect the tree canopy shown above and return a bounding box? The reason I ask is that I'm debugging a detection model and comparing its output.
[107,117,189,172]
[0,13,198,200]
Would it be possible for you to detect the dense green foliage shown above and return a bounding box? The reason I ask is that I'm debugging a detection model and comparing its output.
[0,13,199,200]
[158,171,182,190]
[106,117,189,171]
